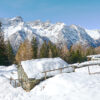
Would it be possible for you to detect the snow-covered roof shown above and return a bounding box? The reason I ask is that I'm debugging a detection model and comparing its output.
[78,60,100,68]
[69,60,100,68]
[21,57,73,79]
[87,54,100,58]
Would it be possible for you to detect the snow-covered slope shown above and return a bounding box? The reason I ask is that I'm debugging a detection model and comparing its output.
[0,64,100,100]
[0,16,100,52]
[27,22,97,48]
[0,65,17,79]
[86,29,100,40]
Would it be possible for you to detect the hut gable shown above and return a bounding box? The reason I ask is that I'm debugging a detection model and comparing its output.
[17,65,28,82]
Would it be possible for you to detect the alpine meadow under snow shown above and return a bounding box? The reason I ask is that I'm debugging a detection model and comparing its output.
[0,60,100,100]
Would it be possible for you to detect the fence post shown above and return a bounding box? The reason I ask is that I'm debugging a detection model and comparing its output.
[15,80,16,88]
[10,77,12,84]
[60,68,62,73]
[88,66,90,75]
[45,72,47,80]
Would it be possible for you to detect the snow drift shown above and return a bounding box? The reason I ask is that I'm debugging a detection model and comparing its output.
[0,64,18,79]
[0,64,100,100]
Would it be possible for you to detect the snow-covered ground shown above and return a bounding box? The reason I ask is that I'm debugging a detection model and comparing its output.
[0,64,100,100]
[0,65,18,79]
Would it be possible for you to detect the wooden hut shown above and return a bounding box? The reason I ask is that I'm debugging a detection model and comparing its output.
[17,57,73,91]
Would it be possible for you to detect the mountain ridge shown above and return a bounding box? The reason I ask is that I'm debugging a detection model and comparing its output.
[0,16,100,52]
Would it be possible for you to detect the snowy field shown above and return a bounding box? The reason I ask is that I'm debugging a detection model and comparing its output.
[0,65,100,100]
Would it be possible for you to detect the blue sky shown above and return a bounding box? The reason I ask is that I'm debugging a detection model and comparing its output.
[0,0,100,29]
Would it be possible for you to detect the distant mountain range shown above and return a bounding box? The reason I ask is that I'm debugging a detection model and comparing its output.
[0,16,100,52]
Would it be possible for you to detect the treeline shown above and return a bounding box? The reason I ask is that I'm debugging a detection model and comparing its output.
[64,45,95,64]
[15,38,60,63]
[0,22,15,65]
[15,37,96,64]
[0,22,98,66]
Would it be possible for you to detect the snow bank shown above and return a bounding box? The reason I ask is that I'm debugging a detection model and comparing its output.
[21,57,74,79]
[30,72,100,100]
[78,60,100,67]
[0,64,100,100]
[0,64,18,79]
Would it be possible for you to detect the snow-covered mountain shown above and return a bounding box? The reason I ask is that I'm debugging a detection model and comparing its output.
[0,16,100,52]
[86,29,100,40]
[86,29,100,46]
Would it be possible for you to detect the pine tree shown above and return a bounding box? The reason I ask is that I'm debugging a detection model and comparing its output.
[68,50,75,63]
[48,41,53,58]
[6,40,15,65]
[48,49,52,58]
[31,37,38,58]
[40,41,49,58]
[86,46,95,56]
[67,47,86,64]
[15,39,33,63]
[52,45,59,57]
[48,41,59,57]
[60,44,68,61]
[0,22,9,65]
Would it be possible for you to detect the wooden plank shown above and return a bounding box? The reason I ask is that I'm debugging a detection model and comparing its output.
[42,66,68,73]
[87,65,100,75]
[42,63,100,76]
[79,63,100,68]
[91,72,100,74]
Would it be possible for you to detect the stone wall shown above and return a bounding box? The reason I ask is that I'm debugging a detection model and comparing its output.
[17,64,42,91]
